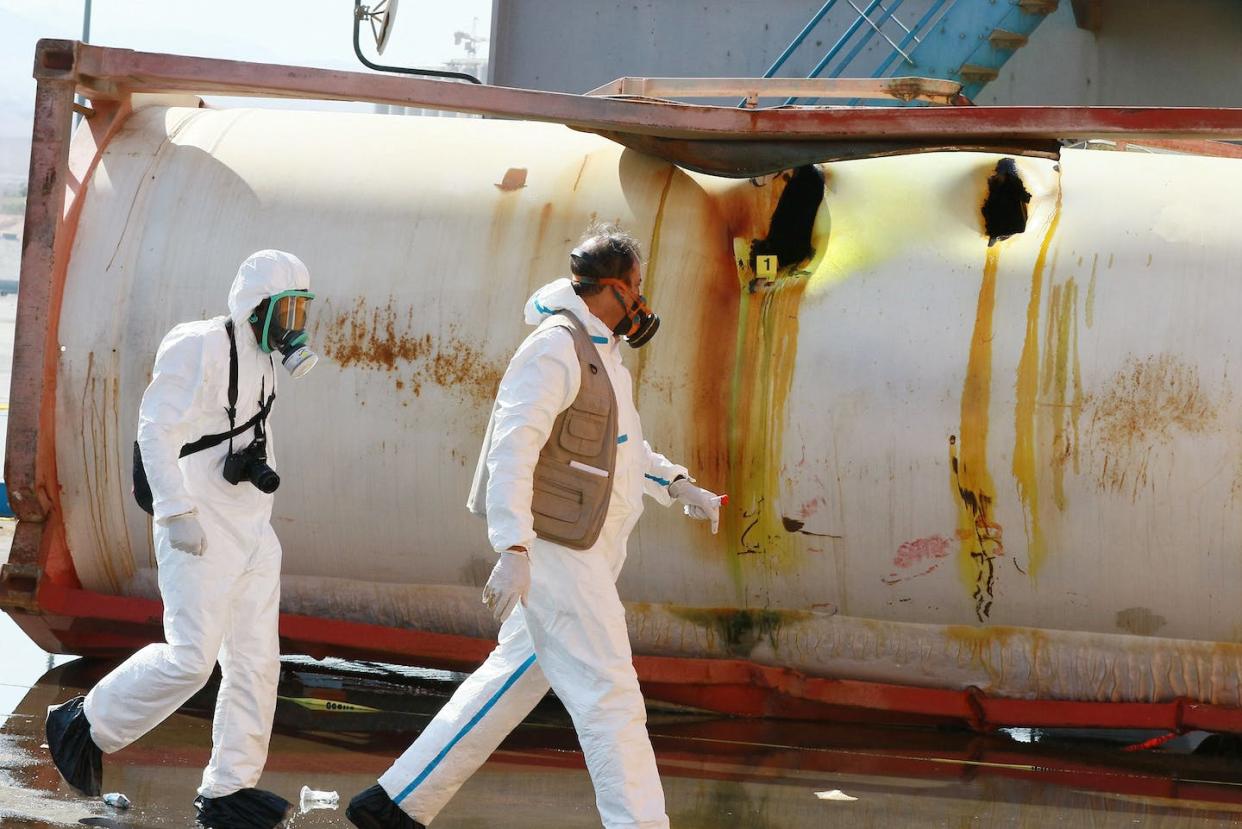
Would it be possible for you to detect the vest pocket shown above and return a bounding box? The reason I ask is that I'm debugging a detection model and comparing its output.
[532,474,584,523]
[560,392,610,456]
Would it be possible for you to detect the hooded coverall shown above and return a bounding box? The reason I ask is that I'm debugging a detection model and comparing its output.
[378,279,686,828]
[83,250,310,798]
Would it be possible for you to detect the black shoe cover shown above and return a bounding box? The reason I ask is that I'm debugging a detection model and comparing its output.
[346,784,424,829]
[194,788,292,829]
[45,696,102,797]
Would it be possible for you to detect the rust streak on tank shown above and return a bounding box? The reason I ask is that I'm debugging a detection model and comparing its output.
[429,338,505,403]
[323,298,433,370]
[322,299,502,403]
[531,201,555,257]
[1088,354,1217,500]
[944,624,1049,685]
[689,192,745,567]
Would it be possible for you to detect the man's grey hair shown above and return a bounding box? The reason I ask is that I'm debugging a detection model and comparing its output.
[570,222,643,296]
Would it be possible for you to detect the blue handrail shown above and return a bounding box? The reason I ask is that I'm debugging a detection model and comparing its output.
[872,0,953,78]
[763,0,841,79]
[847,0,953,105]
[828,0,906,78]
[786,0,887,105]
[739,0,842,107]
[740,0,1016,110]
[800,0,909,105]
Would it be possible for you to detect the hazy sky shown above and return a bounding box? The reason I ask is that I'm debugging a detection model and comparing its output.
[0,0,492,149]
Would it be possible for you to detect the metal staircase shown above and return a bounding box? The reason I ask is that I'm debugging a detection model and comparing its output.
[755,0,1059,106]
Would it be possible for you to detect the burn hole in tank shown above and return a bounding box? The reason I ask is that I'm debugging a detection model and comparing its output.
[982,158,1031,245]
[749,164,825,277]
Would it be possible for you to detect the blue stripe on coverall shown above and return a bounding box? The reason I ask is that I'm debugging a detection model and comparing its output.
[534,301,609,344]
[394,653,539,804]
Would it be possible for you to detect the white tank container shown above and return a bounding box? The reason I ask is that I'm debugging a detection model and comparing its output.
[53,105,1242,705]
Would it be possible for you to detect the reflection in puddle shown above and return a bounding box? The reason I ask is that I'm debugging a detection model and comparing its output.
[3,657,1242,826]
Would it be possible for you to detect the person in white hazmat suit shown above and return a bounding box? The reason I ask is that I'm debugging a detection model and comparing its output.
[45,250,320,828]
[346,225,724,829]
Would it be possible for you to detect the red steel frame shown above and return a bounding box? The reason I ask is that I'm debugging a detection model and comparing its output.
[6,38,1242,731]
[64,41,1242,140]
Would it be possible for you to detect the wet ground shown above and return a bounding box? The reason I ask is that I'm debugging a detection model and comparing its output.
[4,612,1242,828]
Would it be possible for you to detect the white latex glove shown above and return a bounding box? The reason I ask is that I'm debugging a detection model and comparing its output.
[668,478,725,534]
[164,512,206,557]
[482,550,531,623]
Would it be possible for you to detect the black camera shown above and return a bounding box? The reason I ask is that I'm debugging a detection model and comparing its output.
[222,435,281,493]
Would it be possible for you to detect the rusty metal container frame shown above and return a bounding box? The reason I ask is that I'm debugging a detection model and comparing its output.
[7,38,1242,730]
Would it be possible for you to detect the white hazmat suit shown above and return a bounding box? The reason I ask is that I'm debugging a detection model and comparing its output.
[83,250,310,798]
[377,279,688,828]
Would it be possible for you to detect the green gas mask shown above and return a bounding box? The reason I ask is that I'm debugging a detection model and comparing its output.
[250,290,318,378]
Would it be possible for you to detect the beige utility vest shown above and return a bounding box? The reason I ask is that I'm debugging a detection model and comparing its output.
[468,311,618,550]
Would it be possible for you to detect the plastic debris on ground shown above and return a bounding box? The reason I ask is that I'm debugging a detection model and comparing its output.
[815,789,858,801]
[102,791,131,809]
[299,785,339,812]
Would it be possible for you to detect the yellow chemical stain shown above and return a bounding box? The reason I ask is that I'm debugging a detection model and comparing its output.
[812,215,871,291]
[646,167,676,280]
[1011,205,1060,578]
[1041,278,1082,511]
[709,170,830,584]
[802,162,929,297]
[727,241,810,570]
[630,165,679,397]
[954,247,1004,622]
[1085,253,1098,328]
[1071,298,1084,479]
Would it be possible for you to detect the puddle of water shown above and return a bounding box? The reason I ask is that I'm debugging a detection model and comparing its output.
[0,612,74,725]
[3,649,1242,827]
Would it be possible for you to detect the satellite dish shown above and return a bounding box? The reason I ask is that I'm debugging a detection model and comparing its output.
[360,0,399,56]
[352,0,480,83]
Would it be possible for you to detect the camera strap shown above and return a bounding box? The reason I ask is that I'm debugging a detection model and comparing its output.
[178,319,276,459]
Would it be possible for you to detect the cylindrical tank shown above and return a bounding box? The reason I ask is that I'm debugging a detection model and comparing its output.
[45,104,1242,707]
